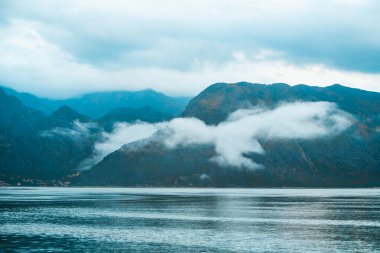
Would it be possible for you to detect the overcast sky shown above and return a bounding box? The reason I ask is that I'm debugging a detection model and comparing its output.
[0,0,380,98]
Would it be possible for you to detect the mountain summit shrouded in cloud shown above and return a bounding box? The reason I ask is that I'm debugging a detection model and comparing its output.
[0,0,380,97]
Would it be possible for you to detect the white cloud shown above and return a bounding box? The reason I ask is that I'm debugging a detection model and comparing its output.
[79,102,353,170]
[41,120,97,140]
[163,102,353,169]
[78,121,163,170]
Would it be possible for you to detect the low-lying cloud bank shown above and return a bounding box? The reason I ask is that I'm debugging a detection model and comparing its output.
[163,102,353,169]
[41,120,98,140]
[78,122,163,170]
[41,102,354,170]
[95,101,354,170]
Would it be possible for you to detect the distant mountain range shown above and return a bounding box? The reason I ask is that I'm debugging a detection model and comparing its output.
[1,86,190,118]
[1,83,380,187]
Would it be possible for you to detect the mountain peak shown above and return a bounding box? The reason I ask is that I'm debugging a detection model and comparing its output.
[183,81,380,124]
[51,105,90,123]
[53,105,80,115]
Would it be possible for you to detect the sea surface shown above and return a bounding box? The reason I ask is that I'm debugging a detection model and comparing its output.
[0,188,379,253]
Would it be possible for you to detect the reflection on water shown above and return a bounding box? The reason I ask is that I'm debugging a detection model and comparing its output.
[0,188,379,252]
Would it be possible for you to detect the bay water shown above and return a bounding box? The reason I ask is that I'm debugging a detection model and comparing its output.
[0,188,379,252]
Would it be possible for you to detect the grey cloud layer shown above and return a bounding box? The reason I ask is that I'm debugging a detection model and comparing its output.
[0,0,380,97]
[3,0,379,72]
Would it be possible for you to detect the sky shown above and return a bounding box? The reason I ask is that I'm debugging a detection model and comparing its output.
[0,0,380,98]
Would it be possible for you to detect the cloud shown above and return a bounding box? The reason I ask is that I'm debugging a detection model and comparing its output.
[0,0,380,97]
[41,120,98,140]
[78,121,163,170]
[80,102,353,170]
[163,102,353,169]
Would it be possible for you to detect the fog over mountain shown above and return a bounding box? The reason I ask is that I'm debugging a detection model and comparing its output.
[55,101,351,172]
[78,122,163,171]
[1,82,379,187]
[76,82,379,187]
[0,86,186,185]
[163,102,353,169]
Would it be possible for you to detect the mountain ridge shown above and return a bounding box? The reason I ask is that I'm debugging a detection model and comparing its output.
[182,82,380,125]
[1,85,191,118]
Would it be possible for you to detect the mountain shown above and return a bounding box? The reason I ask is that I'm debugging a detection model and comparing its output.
[0,90,99,185]
[55,89,190,118]
[0,89,47,137]
[1,85,191,118]
[2,83,380,187]
[98,106,172,131]
[182,82,380,125]
[76,82,380,187]
[77,140,221,187]
[0,86,53,114]
[0,87,186,186]
[49,105,92,128]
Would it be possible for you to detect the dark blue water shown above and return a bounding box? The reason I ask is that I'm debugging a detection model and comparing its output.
[0,188,379,252]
